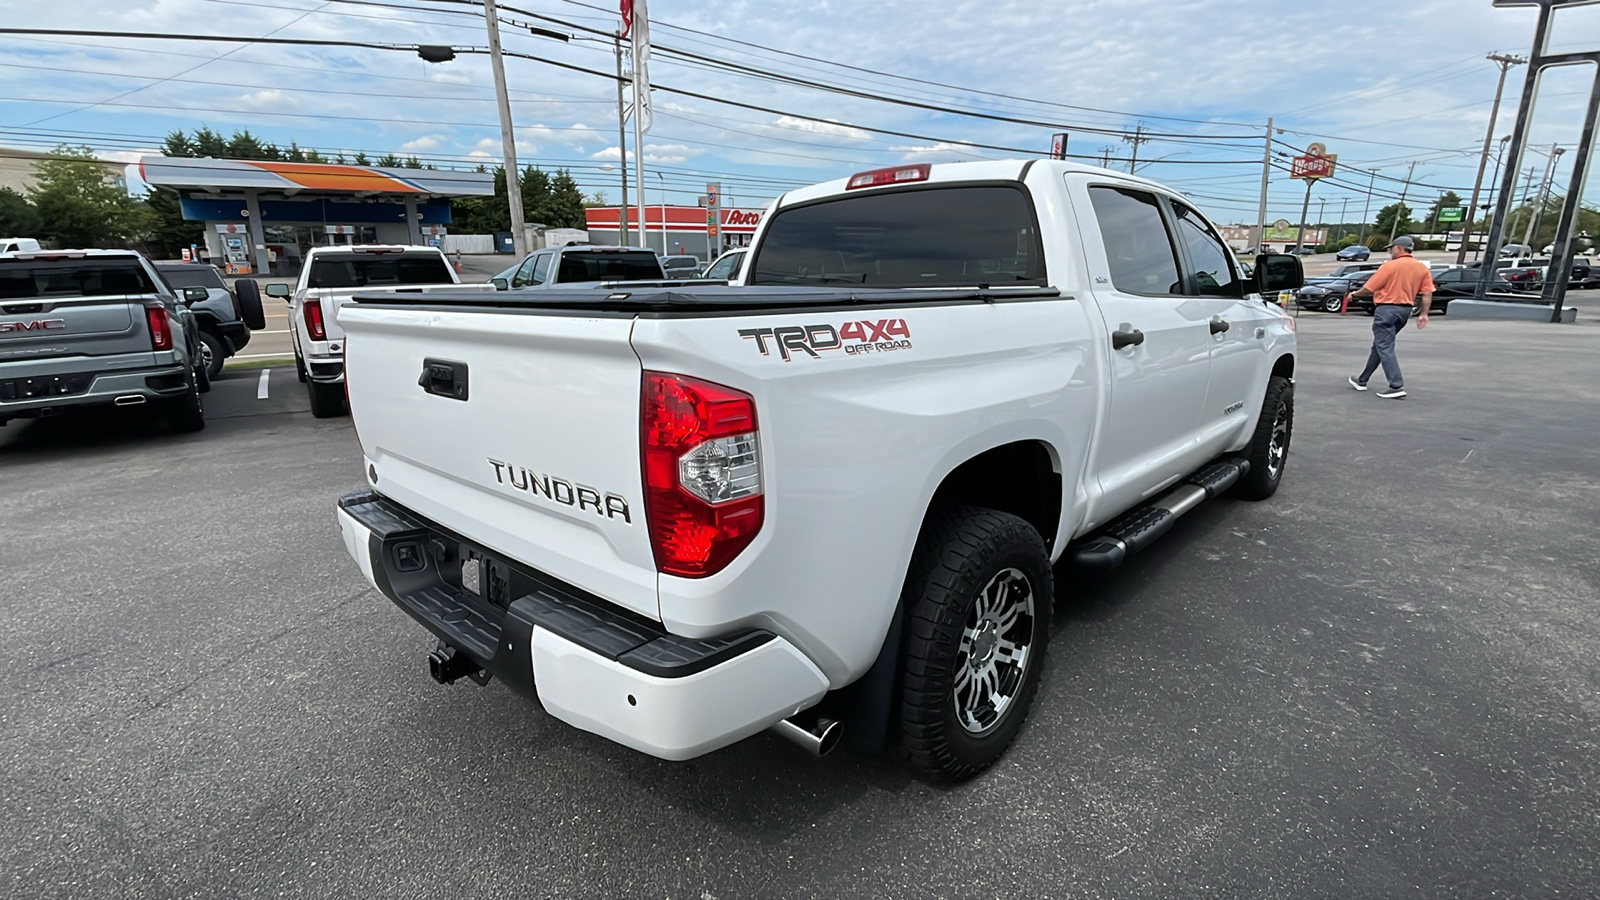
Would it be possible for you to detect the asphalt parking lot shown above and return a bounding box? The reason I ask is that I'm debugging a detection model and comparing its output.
[3,300,1598,898]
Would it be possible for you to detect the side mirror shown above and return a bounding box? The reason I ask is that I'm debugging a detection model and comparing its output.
[1254,253,1304,295]
[182,286,209,303]
[491,277,509,291]
[263,282,291,299]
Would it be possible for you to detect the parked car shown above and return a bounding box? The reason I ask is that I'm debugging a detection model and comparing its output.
[1428,267,1515,312]
[335,158,1303,779]
[660,254,703,280]
[153,261,265,379]
[0,237,43,257]
[492,245,665,290]
[1335,245,1370,261]
[1467,258,1542,292]
[246,245,487,418]
[1296,270,1375,312]
[1325,262,1383,278]
[0,249,208,431]
[699,247,747,282]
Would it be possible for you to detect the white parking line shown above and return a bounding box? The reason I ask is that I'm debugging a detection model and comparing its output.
[257,368,271,400]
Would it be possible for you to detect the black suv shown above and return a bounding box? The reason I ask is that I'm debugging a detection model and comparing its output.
[153,262,265,379]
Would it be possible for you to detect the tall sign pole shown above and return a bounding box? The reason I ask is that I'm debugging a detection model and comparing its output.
[623,0,652,254]
[1290,143,1336,254]
[484,0,527,257]
[1458,53,1526,264]
[613,32,630,245]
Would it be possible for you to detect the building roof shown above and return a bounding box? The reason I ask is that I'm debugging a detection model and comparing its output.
[138,156,495,197]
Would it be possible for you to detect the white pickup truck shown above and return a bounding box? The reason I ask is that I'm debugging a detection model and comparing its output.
[335,160,1304,779]
[249,245,487,417]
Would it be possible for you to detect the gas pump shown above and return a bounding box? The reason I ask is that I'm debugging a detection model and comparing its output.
[216,224,252,274]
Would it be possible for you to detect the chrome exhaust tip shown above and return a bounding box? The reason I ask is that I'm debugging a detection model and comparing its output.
[771,716,843,757]
[113,395,147,406]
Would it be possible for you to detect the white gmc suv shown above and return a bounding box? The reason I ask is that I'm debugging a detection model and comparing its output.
[334,160,1304,779]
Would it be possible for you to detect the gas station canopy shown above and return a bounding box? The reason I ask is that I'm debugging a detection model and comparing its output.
[139,156,495,276]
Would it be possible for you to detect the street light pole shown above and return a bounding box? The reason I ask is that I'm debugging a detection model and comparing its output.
[1389,160,1419,243]
[482,0,527,258]
[1523,144,1564,250]
[1254,117,1273,253]
[1458,53,1526,264]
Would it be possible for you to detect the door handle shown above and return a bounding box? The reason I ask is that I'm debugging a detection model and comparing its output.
[1209,317,1230,335]
[1111,328,1145,350]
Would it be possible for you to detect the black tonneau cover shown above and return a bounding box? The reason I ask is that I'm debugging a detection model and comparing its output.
[349,282,1061,313]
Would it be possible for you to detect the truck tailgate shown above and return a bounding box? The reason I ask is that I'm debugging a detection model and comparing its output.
[0,296,144,360]
[339,303,659,620]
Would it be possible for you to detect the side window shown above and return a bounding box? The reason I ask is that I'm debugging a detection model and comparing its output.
[531,253,553,284]
[1087,186,1182,296]
[511,255,538,288]
[1171,203,1242,297]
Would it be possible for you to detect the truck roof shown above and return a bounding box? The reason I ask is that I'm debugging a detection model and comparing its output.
[775,159,1173,208]
[1,248,142,262]
[305,244,440,256]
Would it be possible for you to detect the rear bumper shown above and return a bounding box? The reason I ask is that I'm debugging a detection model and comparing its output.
[336,491,828,761]
[0,354,190,416]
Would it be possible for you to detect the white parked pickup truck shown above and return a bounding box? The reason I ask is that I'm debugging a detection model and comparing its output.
[335,160,1304,779]
[250,245,488,417]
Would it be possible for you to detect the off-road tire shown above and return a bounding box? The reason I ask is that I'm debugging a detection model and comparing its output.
[1234,374,1293,500]
[199,330,226,381]
[899,506,1052,781]
[234,279,266,330]
[294,350,307,383]
[307,378,346,418]
[166,374,205,433]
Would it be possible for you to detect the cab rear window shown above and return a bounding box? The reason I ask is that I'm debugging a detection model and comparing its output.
[555,251,663,282]
[0,262,156,299]
[749,185,1045,287]
[307,254,453,289]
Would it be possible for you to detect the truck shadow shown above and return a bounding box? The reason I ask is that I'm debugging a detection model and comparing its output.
[1052,499,1235,623]
[0,405,190,458]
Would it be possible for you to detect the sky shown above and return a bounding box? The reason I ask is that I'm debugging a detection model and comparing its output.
[1,0,1597,229]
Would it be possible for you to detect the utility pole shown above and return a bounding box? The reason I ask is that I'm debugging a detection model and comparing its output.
[1124,124,1150,174]
[1515,163,1539,246]
[613,32,630,245]
[1254,118,1273,253]
[483,0,527,257]
[1099,146,1114,168]
[1359,168,1378,246]
[1458,53,1526,264]
[1523,143,1563,249]
[1389,160,1419,243]
[1339,197,1350,242]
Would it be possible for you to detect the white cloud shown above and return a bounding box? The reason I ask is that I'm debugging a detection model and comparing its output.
[591,146,622,161]
[891,142,973,160]
[774,116,871,141]
[468,150,494,159]
[237,89,299,112]
[521,123,603,147]
[427,70,473,86]
[399,135,445,153]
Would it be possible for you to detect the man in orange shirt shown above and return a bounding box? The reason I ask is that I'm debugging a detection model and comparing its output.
[1347,235,1433,399]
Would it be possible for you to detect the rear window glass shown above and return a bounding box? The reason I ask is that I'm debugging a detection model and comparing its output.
[307,254,453,289]
[663,257,699,269]
[749,185,1045,287]
[156,266,226,290]
[555,252,663,283]
[0,262,156,299]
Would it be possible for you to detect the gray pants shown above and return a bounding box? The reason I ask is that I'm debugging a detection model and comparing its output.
[1359,304,1411,390]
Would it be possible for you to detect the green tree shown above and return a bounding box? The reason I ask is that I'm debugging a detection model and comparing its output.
[141,187,203,257]
[375,153,403,168]
[191,127,228,157]
[1371,202,1413,246]
[0,187,40,236]
[520,165,554,225]
[548,169,586,229]
[225,130,280,160]
[352,151,371,166]
[27,146,140,247]
[163,129,198,158]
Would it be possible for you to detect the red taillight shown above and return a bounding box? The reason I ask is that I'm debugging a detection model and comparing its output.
[641,372,763,578]
[146,306,172,350]
[304,299,326,341]
[846,163,930,190]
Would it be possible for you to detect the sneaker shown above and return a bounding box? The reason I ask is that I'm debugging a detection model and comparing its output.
[1376,388,1407,399]
[1348,376,1368,391]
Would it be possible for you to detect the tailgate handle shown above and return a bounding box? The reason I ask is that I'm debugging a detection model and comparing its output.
[418,358,469,401]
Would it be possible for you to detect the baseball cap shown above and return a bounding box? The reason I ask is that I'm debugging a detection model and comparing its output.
[1388,235,1415,251]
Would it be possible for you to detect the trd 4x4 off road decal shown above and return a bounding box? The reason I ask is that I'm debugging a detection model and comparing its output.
[739,319,911,361]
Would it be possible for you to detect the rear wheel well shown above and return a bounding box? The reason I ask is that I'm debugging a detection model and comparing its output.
[927,441,1061,549]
